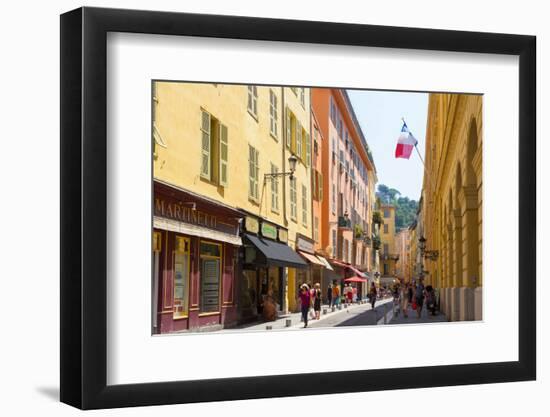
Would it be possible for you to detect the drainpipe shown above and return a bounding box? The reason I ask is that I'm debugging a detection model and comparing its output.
[281,87,289,314]
[281,86,288,227]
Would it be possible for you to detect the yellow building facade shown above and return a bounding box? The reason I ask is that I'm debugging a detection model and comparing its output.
[379,204,399,287]
[420,93,482,321]
[153,82,312,316]
[395,229,411,282]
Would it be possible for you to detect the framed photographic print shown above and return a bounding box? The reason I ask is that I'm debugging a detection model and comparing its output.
[60,6,536,410]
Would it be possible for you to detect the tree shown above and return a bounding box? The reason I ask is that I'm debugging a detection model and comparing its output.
[376,184,418,231]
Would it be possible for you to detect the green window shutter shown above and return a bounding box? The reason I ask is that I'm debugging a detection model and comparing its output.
[312,169,317,200]
[296,120,302,157]
[254,149,259,199]
[219,124,228,187]
[200,110,211,180]
[285,107,291,148]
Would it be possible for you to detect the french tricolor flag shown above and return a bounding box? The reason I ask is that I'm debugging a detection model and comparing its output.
[395,122,418,159]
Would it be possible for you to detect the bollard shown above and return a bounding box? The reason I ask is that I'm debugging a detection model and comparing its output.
[285,319,292,327]
[332,306,336,312]
[323,308,327,315]
[266,325,273,330]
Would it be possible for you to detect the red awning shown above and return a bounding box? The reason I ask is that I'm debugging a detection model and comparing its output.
[344,276,368,283]
[329,260,367,278]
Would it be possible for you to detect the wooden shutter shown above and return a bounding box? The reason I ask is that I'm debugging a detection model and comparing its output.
[312,170,317,201]
[319,172,324,202]
[305,133,311,166]
[219,124,228,187]
[285,107,291,148]
[295,120,301,156]
[200,110,211,180]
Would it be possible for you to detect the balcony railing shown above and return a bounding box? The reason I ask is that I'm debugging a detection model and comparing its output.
[338,216,352,228]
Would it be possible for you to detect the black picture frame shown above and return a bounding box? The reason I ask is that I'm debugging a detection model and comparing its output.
[60,6,536,410]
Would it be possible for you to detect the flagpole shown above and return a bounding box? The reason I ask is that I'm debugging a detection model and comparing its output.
[401,117,433,192]
[414,144,425,167]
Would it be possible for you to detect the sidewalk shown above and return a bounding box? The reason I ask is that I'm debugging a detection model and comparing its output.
[224,298,394,332]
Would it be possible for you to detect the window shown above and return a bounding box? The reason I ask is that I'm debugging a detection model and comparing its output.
[290,177,297,221]
[314,217,319,242]
[330,97,336,126]
[384,224,389,234]
[332,230,337,257]
[331,184,336,214]
[384,263,389,275]
[247,85,258,118]
[173,236,190,319]
[270,163,279,212]
[313,170,323,202]
[343,239,348,262]
[300,88,305,107]
[318,172,323,202]
[384,243,389,254]
[200,241,221,313]
[200,111,211,179]
[384,209,390,218]
[269,90,278,138]
[200,110,228,186]
[248,145,259,201]
[301,184,308,226]
[285,107,297,151]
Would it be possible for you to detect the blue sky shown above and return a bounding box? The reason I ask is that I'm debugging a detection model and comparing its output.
[347,89,429,201]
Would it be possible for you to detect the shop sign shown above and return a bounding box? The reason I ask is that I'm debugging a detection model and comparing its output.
[154,197,237,235]
[296,235,314,253]
[278,228,288,243]
[245,216,259,234]
[261,222,277,240]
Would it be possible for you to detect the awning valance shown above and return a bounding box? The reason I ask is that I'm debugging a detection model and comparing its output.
[328,259,367,278]
[244,234,307,269]
[154,216,242,246]
[316,255,334,271]
[299,251,325,266]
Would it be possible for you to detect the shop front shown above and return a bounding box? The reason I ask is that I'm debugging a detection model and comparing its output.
[239,215,307,321]
[328,259,369,302]
[152,181,243,334]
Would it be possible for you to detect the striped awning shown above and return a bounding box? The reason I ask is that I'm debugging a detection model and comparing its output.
[316,255,334,271]
[299,251,325,266]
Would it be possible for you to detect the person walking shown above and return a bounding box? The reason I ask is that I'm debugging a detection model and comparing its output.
[326,283,333,308]
[369,282,377,310]
[400,283,410,318]
[333,283,340,307]
[298,284,312,328]
[425,285,436,316]
[313,283,322,320]
[415,280,425,319]
[352,285,358,303]
[348,284,353,304]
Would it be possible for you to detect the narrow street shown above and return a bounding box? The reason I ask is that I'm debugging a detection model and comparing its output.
[307,298,393,328]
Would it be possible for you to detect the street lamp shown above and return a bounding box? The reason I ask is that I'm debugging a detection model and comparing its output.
[264,154,298,181]
[418,235,439,261]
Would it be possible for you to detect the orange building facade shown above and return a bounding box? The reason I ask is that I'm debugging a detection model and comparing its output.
[311,88,377,298]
